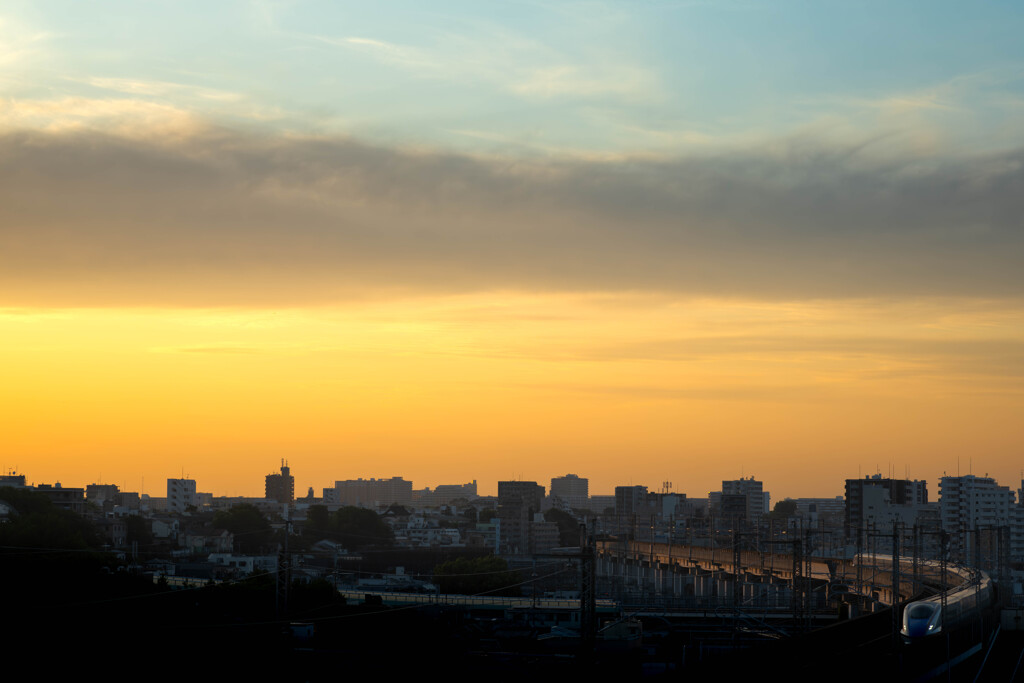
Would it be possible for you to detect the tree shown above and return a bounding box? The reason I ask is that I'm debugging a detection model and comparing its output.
[0,487,100,550]
[433,555,521,596]
[125,515,153,547]
[212,504,272,554]
[768,499,797,521]
[306,505,330,535]
[330,507,393,550]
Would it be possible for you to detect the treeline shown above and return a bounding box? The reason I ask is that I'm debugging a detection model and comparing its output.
[304,505,394,550]
[433,555,522,596]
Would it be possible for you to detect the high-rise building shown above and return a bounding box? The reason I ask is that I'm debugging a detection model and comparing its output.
[167,478,197,513]
[845,475,927,536]
[550,474,589,511]
[939,475,1013,530]
[498,481,545,554]
[720,477,769,523]
[332,477,412,508]
[265,461,295,505]
[425,481,478,506]
[615,485,648,519]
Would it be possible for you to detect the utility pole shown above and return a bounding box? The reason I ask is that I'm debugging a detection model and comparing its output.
[579,524,597,660]
[891,520,901,648]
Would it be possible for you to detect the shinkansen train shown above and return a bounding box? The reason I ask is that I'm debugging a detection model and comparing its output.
[900,567,994,641]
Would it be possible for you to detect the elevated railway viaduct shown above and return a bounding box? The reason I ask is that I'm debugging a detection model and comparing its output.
[596,539,936,613]
[596,539,1002,679]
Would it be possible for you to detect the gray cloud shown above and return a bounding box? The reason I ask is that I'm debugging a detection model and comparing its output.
[1,127,1022,305]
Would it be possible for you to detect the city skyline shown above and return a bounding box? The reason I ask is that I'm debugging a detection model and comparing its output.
[3,3,1023,501]
[4,461,1011,504]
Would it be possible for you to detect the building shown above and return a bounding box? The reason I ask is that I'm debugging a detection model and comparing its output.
[550,474,589,511]
[793,497,845,528]
[265,461,295,505]
[589,495,615,515]
[939,475,1014,561]
[0,473,27,488]
[720,477,769,523]
[498,481,545,554]
[859,486,934,531]
[86,484,120,506]
[650,492,686,520]
[331,477,413,508]
[615,486,648,519]
[166,478,197,514]
[34,483,86,514]
[720,493,749,521]
[845,475,927,536]
[529,514,560,554]
[417,481,478,506]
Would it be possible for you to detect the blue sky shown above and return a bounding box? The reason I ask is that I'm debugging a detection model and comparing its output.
[5,1,1023,155]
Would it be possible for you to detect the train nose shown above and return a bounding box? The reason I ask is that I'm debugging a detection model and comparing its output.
[902,602,941,639]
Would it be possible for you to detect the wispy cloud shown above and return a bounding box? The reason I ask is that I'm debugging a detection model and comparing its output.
[315,34,441,72]
[83,77,244,103]
[510,64,658,99]
[0,15,49,71]
[311,22,661,103]
[0,96,204,138]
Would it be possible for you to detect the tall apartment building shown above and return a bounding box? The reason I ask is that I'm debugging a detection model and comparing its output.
[331,477,413,508]
[427,481,478,506]
[720,477,769,523]
[844,475,927,536]
[940,475,1014,531]
[265,461,295,505]
[615,485,648,519]
[550,474,589,511]
[1013,480,1024,563]
[498,481,545,554]
[167,478,197,514]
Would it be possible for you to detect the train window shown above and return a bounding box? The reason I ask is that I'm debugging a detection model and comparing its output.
[908,604,934,618]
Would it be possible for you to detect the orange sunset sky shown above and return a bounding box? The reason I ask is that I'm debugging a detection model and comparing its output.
[2,2,1023,500]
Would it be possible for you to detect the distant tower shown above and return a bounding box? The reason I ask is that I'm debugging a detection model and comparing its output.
[266,459,295,505]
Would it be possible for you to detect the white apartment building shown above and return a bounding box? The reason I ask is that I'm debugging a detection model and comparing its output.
[939,475,1015,562]
[720,477,769,522]
[166,478,197,514]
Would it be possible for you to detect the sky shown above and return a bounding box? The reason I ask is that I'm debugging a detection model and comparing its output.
[2,1,1023,500]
